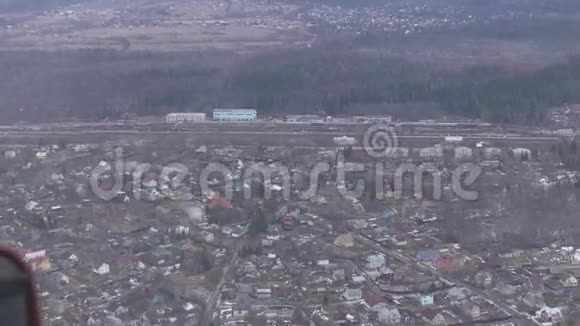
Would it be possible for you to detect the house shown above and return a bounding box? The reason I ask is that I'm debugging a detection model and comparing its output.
[535,306,563,323]
[219,306,233,320]
[474,271,494,289]
[254,288,272,299]
[334,233,354,248]
[366,254,386,270]
[208,196,231,209]
[278,215,297,230]
[364,293,387,312]
[423,309,455,325]
[24,250,51,272]
[93,263,110,275]
[317,259,330,266]
[419,293,434,306]
[25,201,40,212]
[417,249,440,262]
[342,288,363,301]
[461,301,481,319]
[377,267,395,281]
[377,306,401,324]
[560,273,578,287]
[432,256,459,271]
[393,234,408,246]
[446,287,469,301]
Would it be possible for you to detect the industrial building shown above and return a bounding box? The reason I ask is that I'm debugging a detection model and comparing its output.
[213,109,257,121]
[354,115,393,124]
[165,113,206,123]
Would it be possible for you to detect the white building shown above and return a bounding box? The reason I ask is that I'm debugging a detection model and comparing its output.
[445,136,464,143]
[354,115,393,124]
[333,136,357,146]
[342,288,363,301]
[378,306,401,324]
[366,254,386,270]
[165,112,206,123]
[254,288,272,299]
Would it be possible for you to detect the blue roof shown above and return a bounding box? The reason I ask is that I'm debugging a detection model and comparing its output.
[383,208,397,218]
[417,250,439,261]
[213,108,256,113]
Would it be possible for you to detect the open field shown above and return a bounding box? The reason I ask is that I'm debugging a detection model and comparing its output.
[0,0,314,52]
[3,0,580,64]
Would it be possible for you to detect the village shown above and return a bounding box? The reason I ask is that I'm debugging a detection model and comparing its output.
[0,112,579,326]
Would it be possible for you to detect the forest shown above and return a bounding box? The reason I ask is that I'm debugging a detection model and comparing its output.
[1,48,580,124]
[223,50,580,124]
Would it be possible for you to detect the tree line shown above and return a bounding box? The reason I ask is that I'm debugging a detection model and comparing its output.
[2,49,580,124]
[136,49,580,124]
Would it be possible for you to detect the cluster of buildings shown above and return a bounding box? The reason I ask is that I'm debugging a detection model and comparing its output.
[165,109,258,123]
[165,110,396,124]
[294,1,560,37]
[297,3,477,34]
[549,104,580,131]
[1,119,580,326]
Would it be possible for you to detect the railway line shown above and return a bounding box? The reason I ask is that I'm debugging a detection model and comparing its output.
[0,129,560,142]
[0,120,563,151]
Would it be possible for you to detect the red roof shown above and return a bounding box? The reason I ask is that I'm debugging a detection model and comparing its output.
[364,293,384,308]
[394,234,408,241]
[99,179,114,191]
[422,308,443,320]
[279,215,297,226]
[433,256,453,268]
[333,311,347,322]
[208,197,231,209]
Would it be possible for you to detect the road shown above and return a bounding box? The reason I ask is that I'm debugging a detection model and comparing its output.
[0,129,561,152]
[354,234,539,325]
[200,237,246,325]
[0,129,560,141]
